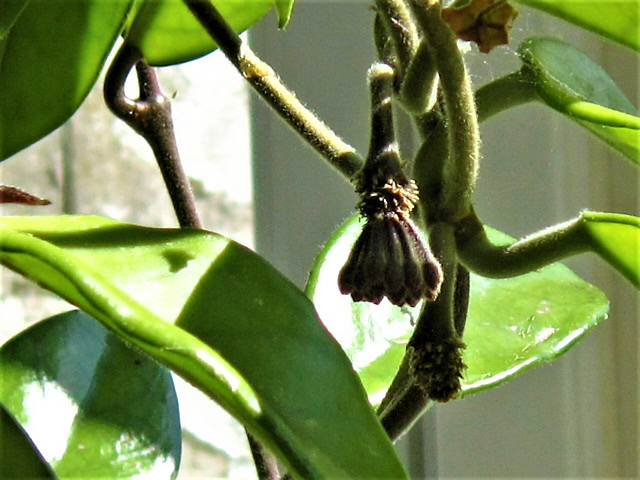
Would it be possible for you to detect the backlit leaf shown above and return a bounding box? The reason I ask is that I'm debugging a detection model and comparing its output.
[513,0,640,51]
[579,211,640,288]
[0,215,406,480]
[519,37,640,165]
[0,310,181,479]
[126,0,274,66]
[305,215,609,404]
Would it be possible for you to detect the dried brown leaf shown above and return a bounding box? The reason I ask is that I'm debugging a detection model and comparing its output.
[442,0,519,53]
[0,185,52,205]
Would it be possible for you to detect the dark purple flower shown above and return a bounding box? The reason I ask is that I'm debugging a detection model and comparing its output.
[338,178,443,307]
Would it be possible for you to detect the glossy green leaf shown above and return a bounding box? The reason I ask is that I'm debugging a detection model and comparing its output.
[0,0,29,38]
[0,310,181,479]
[513,0,640,51]
[579,211,640,288]
[305,215,609,404]
[126,0,274,66]
[0,402,56,479]
[0,0,134,161]
[519,37,640,165]
[0,215,406,480]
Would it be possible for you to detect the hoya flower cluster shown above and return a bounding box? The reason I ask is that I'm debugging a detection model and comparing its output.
[338,156,443,307]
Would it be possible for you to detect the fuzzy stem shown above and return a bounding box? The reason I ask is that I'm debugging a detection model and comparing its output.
[412,114,448,222]
[374,0,419,78]
[377,352,413,420]
[411,222,458,345]
[377,222,461,436]
[380,384,434,440]
[453,263,470,336]
[374,13,394,65]
[408,0,479,221]
[475,69,539,122]
[367,63,398,162]
[103,43,202,229]
[399,39,439,115]
[182,0,363,179]
[455,209,591,278]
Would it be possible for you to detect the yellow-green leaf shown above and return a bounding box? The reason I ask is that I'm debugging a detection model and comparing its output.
[513,0,640,51]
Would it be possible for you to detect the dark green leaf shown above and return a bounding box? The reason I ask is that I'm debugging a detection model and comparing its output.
[126,0,274,66]
[305,215,609,403]
[513,0,640,51]
[0,0,29,38]
[0,402,56,479]
[0,215,407,480]
[0,0,134,161]
[0,310,181,479]
[519,37,640,165]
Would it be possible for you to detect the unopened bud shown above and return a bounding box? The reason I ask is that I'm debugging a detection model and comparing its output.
[410,338,466,402]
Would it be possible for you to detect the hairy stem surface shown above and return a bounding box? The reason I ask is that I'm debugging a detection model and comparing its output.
[182,0,363,178]
[409,0,480,221]
[455,210,590,278]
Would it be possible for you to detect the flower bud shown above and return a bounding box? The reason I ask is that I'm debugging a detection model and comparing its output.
[410,337,466,402]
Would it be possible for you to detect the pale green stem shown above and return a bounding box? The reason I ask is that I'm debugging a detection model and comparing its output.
[455,210,590,278]
[408,0,480,221]
[399,39,439,115]
[475,70,539,122]
[182,0,363,179]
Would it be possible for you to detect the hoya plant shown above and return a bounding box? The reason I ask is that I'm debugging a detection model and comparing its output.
[0,0,638,478]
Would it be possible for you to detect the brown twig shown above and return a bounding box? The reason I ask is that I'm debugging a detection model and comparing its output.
[103,43,201,228]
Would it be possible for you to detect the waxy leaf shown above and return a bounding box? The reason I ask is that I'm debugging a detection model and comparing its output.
[0,0,29,38]
[513,0,640,51]
[579,211,640,288]
[0,402,56,479]
[0,0,134,161]
[126,0,274,66]
[0,215,406,480]
[519,37,640,165]
[0,310,181,479]
[305,215,609,404]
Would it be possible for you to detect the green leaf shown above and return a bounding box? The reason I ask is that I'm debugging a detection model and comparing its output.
[0,402,57,479]
[305,215,609,403]
[0,0,29,39]
[126,0,274,66]
[0,310,181,479]
[0,215,406,480]
[0,0,134,161]
[513,0,640,51]
[519,37,640,165]
[275,0,295,28]
[579,211,640,288]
